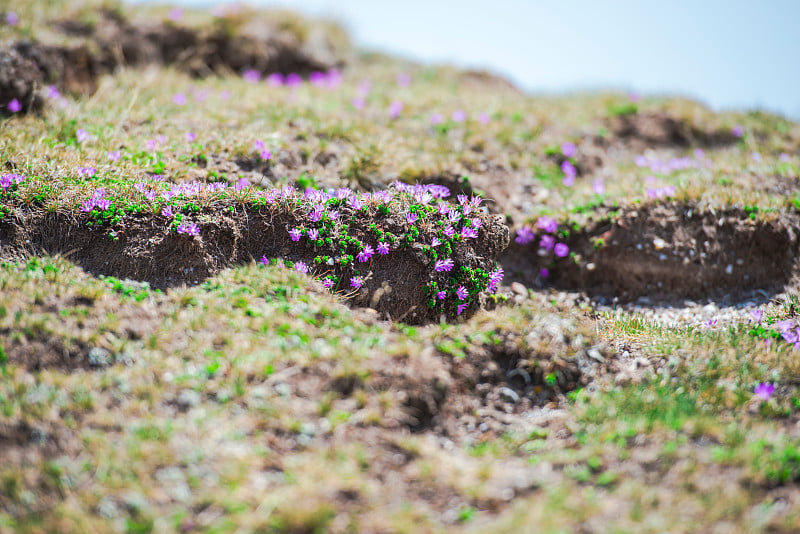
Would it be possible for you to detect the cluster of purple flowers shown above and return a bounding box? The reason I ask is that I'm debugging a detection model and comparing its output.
[0,173,24,192]
[646,185,677,200]
[486,268,504,293]
[635,153,707,175]
[775,319,800,347]
[357,244,375,263]
[81,188,111,212]
[514,216,569,259]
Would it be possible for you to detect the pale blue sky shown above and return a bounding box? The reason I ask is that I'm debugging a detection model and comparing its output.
[137,0,800,119]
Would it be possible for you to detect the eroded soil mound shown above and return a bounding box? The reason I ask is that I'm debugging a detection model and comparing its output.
[608,111,739,150]
[1,8,348,112]
[503,202,800,300]
[0,188,508,324]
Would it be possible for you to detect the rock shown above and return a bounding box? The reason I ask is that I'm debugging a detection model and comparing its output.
[176,389,202,409]
[511,282,528,296]
[499,387,521,404]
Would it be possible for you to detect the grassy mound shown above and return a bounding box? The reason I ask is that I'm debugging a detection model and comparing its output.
[3,1,800,532]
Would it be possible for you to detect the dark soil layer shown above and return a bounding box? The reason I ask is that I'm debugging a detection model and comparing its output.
[503,202,800,300]
[0,205,508,324]
[607,111,740,150]
[1,8,347,113]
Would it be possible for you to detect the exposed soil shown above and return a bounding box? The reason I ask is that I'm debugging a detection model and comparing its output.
[502,202,800,301]
[0,204,509,324]
[607,111,739,151]
[1,8,348,112]
[0,46,45,114]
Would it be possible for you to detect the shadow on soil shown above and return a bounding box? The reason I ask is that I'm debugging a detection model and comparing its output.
[502,202,800,302]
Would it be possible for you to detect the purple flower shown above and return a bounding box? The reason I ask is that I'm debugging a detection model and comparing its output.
[779,153,791,163]
[108,150,121,161]
[307,228,319,241]
[309,71,326,86]
[593,179,605,195]
[329,210,339,220]
[0,173,23,191]
[430,237,441,247]
[294,261,309,274]
[406,212,418,224]
[266,73,284,87]
[457,303,468,315]
[352,97,365,109]
[436,290,446,300]
[396,73,411,87]
[389,100,404,119]
[309,204,324,222]
[357,244,375,263]
[321,277,335,289]
[537,216,558,234]
[289,227,302,241]
[554,243,569,257]
[145,139,158,151]
[561,142,577,158]
[635,155,649,167]
[357,79,372,96]
[434,258,454,272]
[561,160,577,177]
[286,73,303,88]
[185,132,196,143]
[350,276,364,289]
[781,328,799,344]
[776,320,794,333]
[429,113,444,125]
[444,226,456,238]
[751,152,762,162]
[168,8,183,21]
[47,86,61,99]
[487,268,504,292]
[754,382,775,401]
[7,98,21,113]
[732,125,744,138]
[5,12,19,26]
[260,149,272,160]
[172,93,187,105]
[461,226,478,239]
[478,112,491,125]
[77,167,97,178]
[750,309,764,323]
[515,226,535,245]
[242,69,260,83]
[76,129,90,143]
[377,242,390,255]
[452,110,467,123]
[539,235,555,252]
[260,256,269,265]
[161,206,174,218]
[456,286,468,301]
[177,223,200,236]
[704,318,718,328]
[539,268,550,278]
